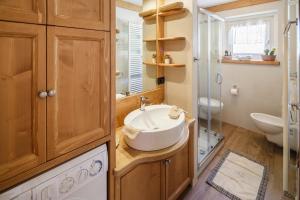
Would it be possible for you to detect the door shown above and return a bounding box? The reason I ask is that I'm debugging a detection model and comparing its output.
[165,145,190,200]
[0,21,46,182]
[47,26,110,160]
[47,0,110,31]
[0,0,46,24]
[120,161,164,200]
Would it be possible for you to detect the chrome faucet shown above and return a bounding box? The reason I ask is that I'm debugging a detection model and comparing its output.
[140,96,150,111]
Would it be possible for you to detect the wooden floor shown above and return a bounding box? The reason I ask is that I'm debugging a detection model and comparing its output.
[182,122,296,200]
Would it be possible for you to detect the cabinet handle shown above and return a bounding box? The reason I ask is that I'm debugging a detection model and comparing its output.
[47,89,56,97]
[38,91,48,99]
[165,159,171,165]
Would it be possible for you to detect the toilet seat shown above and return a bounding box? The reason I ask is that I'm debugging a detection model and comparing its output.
[250,113,283,128]
[199,97,224,108]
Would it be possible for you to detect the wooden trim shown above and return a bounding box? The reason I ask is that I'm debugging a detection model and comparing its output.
[221,59,280,65]
[116,0,142,12]
[0,136,111,192]
[206,0,280,13]
[188,119,196,182]
[109,0,116,199]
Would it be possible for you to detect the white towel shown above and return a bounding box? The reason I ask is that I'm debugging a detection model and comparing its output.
[122,125,141,139]
[168,106,184,119]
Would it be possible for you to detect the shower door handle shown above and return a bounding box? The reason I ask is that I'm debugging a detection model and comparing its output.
[216,73,223,85]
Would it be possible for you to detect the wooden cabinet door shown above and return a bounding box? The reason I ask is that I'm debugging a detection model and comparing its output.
[166,145,190,200]
[0,22,46,182]
[47,26,110,160]
[47,0,110,31]
[0,0,46,24]
[120,162,164,200]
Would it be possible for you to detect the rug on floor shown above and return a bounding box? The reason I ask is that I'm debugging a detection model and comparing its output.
[207,150,268,200]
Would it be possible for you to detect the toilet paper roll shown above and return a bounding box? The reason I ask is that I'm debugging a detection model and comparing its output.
[230,88,239,95]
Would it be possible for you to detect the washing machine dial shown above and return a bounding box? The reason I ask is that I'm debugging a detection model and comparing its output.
[59,176,75,194]
[77,168,89,184]
[89,160,102,176]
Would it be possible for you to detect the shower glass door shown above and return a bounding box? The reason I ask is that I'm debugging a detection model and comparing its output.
[197,9,224,172]
[285,0,299,197]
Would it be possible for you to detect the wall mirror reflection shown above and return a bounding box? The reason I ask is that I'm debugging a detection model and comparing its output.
[116,0,157,100]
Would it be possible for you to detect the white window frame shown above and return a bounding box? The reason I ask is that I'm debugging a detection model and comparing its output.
[224,14,277,60]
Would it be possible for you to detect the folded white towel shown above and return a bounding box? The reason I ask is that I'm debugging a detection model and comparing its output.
[168,106,184,119]
[122,125,141,139]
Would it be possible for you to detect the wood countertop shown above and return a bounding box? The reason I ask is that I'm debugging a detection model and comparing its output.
[114,118,195,177]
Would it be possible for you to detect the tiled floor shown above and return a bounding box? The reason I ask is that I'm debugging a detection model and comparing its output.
[183,122,297,200]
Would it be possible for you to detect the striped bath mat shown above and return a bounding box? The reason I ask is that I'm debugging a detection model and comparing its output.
[207,150,268,200]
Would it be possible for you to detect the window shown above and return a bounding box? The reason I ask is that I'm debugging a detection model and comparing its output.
[226,17,273,59]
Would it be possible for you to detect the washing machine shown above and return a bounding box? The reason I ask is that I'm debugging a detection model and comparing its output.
[0,144,108,200]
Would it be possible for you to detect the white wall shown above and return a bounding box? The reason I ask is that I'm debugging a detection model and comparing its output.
[217,1,285,133]
[163,0,194,115]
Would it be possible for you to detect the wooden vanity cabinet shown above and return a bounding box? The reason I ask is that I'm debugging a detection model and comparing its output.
[165,145,190,200]
[0,0,46,24]
[47,0,110,30]
[117,144,190,200]
[120,161,165,200]
[0,21,46,183]
[46,26,110,160]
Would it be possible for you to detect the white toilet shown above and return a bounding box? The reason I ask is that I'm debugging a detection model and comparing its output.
[250,113,297,151]
[198,97,224,120]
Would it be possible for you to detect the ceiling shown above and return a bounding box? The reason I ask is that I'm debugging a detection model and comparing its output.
[198,0,236,8]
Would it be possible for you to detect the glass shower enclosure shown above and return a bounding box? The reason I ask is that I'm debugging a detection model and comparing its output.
[196,8,225,173]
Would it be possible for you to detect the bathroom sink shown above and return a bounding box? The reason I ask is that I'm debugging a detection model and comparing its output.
[123,104,185,151]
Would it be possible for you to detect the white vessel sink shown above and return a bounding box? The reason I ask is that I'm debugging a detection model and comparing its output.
[123,104,185,151]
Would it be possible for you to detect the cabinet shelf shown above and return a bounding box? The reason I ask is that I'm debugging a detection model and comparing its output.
[143,62,185,68]
[143,8,187,20]
[143,62,157,66]
[158,63,185,67]
[144,36,185,42]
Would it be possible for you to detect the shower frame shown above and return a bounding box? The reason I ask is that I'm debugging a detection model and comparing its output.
[196,8,225,175]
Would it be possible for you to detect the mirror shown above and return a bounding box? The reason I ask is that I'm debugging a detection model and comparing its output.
[116,0,157,100]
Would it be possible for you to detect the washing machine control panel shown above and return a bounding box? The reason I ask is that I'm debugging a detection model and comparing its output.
[33,152,106,200]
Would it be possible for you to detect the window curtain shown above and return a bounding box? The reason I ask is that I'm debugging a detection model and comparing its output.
[226,17,273,57]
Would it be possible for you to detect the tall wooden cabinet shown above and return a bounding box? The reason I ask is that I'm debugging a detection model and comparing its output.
[0,21,46,183]
[0,0,113,192]
[47,27,110,160]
